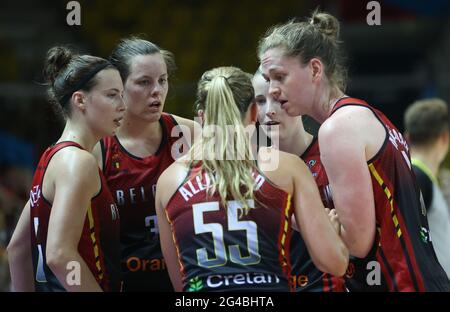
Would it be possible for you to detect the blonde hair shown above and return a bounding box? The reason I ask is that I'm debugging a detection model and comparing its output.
[192,66,256,213]
[258,9,347,91]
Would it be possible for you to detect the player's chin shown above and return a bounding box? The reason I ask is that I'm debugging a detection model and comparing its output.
[145,111,162,122]
[107,123,121,136]
[286,106,301,117]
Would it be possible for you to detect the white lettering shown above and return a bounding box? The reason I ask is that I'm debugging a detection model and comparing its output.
[366,1,381,26]
[233,274,246,285]
[66,261,81,286]
[179,186,193,201]
[129,188,137,204]
[206,272,280,289]
[253,273,267,284]
[116,190,125,206]
[206,275,223,288]
[110,204,119,221]
[187,180,200,195]
[196,175,206,191]
[66,1,81,26]
[140,186,147,201]
[176,296,209,309]
[366,261,381,286]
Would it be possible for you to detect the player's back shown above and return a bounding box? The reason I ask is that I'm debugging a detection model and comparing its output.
[165,162,294,292]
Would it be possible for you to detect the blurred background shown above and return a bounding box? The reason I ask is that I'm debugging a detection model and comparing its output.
[0,0,449,291]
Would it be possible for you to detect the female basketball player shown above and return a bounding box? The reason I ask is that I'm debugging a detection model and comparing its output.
[94,37,198,291]
[8,46,124,291]
[253,72,345,291]
[155,66,348,292]
[258,10,450,291]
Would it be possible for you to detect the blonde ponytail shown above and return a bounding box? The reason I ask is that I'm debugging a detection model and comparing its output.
[192,67,256,213]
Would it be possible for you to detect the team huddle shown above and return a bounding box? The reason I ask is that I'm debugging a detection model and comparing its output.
[6,11,450,292]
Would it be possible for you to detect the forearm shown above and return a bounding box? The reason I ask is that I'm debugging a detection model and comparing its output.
[8,245,35,292]
[339,223,374,258]
[47,251,102,292]
[331,192,375,258]
[7,200,34,291]
[305,216,349,276]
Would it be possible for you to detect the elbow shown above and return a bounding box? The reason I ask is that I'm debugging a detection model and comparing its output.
[6,242,17,264]
[331,246,350,277]
[46,246,72,272]
[349,243,373,259]
[46,248,63,271]
[6,241,16,255]
[6,236,23,256]
[315,246,349,277]
[342,222,375,259]
[345,230,375,258]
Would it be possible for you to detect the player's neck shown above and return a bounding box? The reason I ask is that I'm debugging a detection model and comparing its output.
[58,120,97,152]
[311,85,345,123]
[117,114,162,142]
[278,128,314,157]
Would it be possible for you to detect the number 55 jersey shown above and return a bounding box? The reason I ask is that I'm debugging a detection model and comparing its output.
[164,164,295,292]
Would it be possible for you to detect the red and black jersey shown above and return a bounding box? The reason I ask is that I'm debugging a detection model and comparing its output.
[101,113,184,291]
[289,138,345,292]
[30,141,121,292]
[165,164,294,292]
[302,138,334,209]
[331,97,450,292]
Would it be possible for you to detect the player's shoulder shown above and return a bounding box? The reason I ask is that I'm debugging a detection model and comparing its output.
[157,156,191,206]
[259,146,305,168]
[328,104,374,126]
[258,146,307,190]
[158,155,190,186]
[320,105,377,143]
[48,146,100,194]
[54,144,96,165]
[53,146,97,175]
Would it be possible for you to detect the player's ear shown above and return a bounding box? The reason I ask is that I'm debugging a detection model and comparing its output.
[243,101,258,126]
[72,91,86,112]
[249,101,258,124]
[310,58,323,83]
